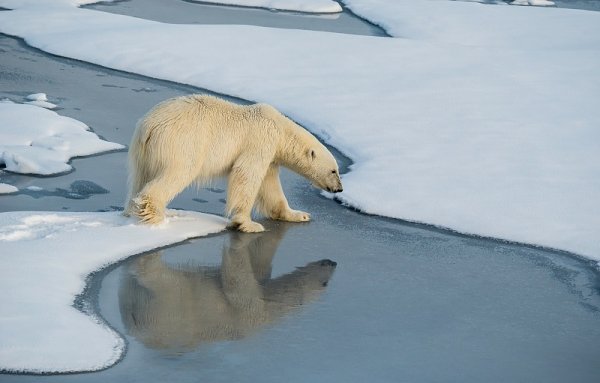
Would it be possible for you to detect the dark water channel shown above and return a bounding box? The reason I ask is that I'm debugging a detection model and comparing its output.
[1,1,600,382]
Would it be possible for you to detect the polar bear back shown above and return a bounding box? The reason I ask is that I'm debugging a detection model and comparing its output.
[131,95,285,181]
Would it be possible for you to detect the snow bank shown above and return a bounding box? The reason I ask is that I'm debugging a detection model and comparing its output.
[192,0,342,13]
[0,210,226,373]
[0,101,124,175]
[0,2,598,261]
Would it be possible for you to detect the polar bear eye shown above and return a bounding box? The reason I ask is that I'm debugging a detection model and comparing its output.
[331,170,337,174]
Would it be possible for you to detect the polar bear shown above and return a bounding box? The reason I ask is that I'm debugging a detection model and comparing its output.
[125,95,343,232]
[119,224,337,349]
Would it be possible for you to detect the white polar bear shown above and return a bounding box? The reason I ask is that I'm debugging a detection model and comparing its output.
[125,95,343,232]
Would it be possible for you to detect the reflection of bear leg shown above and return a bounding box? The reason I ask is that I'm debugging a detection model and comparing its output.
[222,234,265,312]
[132,252,174,291]
[134,170,194,224]
[227,155,271,233]
[256,165,310,223]
[250,223,289,283]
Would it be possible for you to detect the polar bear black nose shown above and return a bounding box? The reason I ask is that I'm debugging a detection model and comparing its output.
[320,259,337,267]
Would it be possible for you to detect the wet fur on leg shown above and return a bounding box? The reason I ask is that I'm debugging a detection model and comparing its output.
[133,195,165,224]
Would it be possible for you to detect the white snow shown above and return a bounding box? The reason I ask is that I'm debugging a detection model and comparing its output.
[0,1,598,259]
[192,0,342,13]
[0,101,124,175]
[0,183,18,194]
[0,210,226,373]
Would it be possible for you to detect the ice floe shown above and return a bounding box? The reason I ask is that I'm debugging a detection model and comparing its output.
[0,183,19,194]
[0,101,124,175]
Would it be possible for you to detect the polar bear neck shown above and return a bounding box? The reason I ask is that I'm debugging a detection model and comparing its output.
[250,102,320,179]
[275,117,320,178]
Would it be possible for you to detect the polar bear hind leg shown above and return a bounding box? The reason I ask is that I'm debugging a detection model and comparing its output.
[124,163,149,217]
[133,168,196,224]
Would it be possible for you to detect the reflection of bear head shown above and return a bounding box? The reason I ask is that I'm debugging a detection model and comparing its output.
[119,224,337,351]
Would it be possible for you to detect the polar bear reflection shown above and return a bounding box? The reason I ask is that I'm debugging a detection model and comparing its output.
[119,225,336,350]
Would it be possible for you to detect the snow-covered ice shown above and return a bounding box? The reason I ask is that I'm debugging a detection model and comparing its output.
[0,0,598,259]
[0,101,124,175]
[0,183,19,194]
[191,0,342,13]
[0,210,226,373]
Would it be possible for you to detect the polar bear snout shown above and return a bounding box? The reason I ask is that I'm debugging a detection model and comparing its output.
[329,178,344,193]
[319,259,337,267]
[322,171,343,193]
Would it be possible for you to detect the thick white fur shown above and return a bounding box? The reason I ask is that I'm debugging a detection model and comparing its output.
[125,95,343,232]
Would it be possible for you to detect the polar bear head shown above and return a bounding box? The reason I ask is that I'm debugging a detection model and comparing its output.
[304,143,343,193]
[270,108,343,193]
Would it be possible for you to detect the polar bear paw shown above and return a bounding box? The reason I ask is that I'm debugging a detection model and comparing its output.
[133,195,165,224]
[229,219,265,233]
[281,209,311,222]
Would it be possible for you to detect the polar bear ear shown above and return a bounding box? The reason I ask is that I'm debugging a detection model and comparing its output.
[307,149,316,161]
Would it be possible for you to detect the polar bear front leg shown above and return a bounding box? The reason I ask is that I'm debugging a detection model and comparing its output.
[256,165,311,223]
[226,157,271,233]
